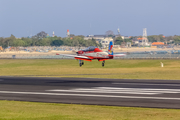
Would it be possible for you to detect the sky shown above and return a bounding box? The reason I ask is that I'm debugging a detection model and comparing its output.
[0,0,180,37]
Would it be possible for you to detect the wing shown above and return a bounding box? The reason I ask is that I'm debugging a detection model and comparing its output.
[103,54,126,57]
[56,53,92,61]
[112,54,126,57]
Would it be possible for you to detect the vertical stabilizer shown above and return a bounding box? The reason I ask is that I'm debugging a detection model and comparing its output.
[108,41,113,55]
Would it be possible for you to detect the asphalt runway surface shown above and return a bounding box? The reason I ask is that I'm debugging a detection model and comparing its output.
[0,76,180,109]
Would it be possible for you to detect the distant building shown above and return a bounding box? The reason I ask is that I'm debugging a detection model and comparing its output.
[126,42,131,47]
[46,34,50,38]
[97,37,113,48]
[152,42,164,46]
[132,37,150,46]
[52,31,55,37]
[0,46,3,51]
[84,35,106,40]
[84,35,113,48]
[67,29,70,37]
[114,35,129,40]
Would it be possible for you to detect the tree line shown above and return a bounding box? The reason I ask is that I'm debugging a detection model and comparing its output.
[0,34,99,48]
[1,31,180,48]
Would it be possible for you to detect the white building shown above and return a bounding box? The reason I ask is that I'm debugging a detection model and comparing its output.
[84,35,114,48]
[84,35,105,40]
[98,37,113,48]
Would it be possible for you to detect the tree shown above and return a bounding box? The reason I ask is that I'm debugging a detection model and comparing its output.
[77,35,84,38]
[69,34,75,38]
[12,39,25,47]
[35,38,52,46]
[105,30,114,37]
[35,31,48,38]
[62,38,73,46]
[114,37,123,45]
[10,34,16,40]
[124,39,131,43]
[147,36,157,43]
[91,38,97,46]
[174,36,180,44]
[51,40,63,46]
[21,37,32,46]
[72,39,79,46]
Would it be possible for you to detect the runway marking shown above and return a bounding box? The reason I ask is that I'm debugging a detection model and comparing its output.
[47,90,158,95]
[0,91,180,100]
[112,83,180,86]
[47,87,180,95]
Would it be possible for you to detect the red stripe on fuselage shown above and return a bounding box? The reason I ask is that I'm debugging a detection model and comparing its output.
[98,59,109,61]
[75,57,92,61]
[94,48,103,52]
[76,55,113,60]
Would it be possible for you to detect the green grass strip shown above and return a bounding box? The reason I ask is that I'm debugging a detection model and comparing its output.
[0,59,180,79]
[0,100,180,120]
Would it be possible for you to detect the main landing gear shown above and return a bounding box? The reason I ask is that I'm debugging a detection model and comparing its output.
[79,60,84,67]
[102,60,105,67]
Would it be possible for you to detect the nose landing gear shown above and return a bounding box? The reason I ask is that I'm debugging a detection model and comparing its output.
[102,60,105,67]
[79,60,84,67]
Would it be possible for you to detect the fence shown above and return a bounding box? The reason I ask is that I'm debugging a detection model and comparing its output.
[117,53,180,59]
[0,54,73,59]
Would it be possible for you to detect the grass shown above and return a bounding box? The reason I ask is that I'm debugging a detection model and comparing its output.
[0,100,180,120]
[0,59,180,79]
[1,59,180,119]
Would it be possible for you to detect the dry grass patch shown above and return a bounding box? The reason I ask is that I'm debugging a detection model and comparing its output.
[0,101,180,120]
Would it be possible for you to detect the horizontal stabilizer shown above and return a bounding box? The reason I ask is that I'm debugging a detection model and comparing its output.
[56,53,91,59]
[113,54,126,57]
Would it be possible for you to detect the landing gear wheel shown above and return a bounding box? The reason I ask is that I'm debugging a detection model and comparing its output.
[102,60,105,67]
[79,63,82,67]
[82,62,84,65]
[102,63,104,67]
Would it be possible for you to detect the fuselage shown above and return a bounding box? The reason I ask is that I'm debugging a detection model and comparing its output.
[56,41,117,67]
[77,47,112,60]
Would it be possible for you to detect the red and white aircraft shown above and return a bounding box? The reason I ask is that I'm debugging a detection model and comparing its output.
[56,41,125,67]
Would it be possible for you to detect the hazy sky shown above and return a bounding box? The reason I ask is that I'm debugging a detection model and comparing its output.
[0,0,180,37]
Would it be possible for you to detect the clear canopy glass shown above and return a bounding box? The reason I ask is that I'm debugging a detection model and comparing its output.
[83,46,97,51]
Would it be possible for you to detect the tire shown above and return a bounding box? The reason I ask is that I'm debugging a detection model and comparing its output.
[102,63,104,67]
[82,62,84,65]
[79,63,82,67]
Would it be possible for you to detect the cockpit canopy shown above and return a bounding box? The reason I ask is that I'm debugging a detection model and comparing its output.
[82,46,98,52]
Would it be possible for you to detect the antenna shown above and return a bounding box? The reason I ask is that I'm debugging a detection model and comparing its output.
[142,28,148,46]
[67,29,70,37]
[117,28,120,36]
[52,31,55,37]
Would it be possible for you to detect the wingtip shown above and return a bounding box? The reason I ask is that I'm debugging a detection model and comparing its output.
[56,53,60,55]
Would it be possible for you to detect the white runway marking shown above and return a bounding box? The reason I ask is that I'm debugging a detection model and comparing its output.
[47,90,157,95]
[47,87,180,95]
[112,83,180,86]
[0,91,180,100]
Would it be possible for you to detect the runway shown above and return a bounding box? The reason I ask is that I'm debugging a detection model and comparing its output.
[0,76,180,108]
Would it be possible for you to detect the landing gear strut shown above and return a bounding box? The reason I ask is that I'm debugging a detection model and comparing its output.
[79,60,84,67]
[102,60,105,67]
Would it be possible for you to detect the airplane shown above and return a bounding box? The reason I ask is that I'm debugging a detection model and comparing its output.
[56,41,126,67]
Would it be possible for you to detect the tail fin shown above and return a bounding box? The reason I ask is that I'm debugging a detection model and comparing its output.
[108,41,113,55]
